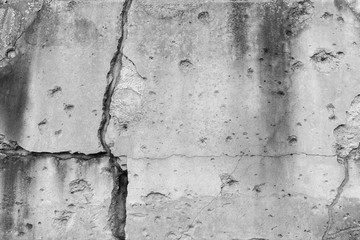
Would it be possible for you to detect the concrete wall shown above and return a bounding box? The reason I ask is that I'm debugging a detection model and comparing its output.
[1,0,360,239]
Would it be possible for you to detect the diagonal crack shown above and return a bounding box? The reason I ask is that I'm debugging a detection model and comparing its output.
[97,0,133,239]
[322,156,350,240]
[98,0,133,156]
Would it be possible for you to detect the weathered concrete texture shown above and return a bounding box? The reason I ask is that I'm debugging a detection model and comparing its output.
[0,155,113,240]
[107,0,360,158]
[126,152,340,239]
[3,0,360,239]
[99,0,360,239]
[127,155,342,239]
[0,0,124,154]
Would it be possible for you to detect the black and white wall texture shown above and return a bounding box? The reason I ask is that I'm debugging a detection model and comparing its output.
[2,0,360,239]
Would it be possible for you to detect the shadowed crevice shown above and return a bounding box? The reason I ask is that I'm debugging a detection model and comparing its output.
[97,0,133,239]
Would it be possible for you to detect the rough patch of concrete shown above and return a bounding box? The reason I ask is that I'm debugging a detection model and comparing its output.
[0,156,113,240]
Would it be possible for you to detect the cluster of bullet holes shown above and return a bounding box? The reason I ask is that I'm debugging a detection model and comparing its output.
[320,11,344,23]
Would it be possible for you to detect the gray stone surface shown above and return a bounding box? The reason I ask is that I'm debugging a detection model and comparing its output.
[0,0,124,154]
[0,155,113,240]
[3,0,360,239]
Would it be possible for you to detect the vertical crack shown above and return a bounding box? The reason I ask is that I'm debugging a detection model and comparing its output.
[97,0,133,239]
[322,157,350,240]
[98,0,133,155]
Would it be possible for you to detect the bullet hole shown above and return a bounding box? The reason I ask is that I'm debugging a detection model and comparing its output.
[326,103,335,110]
[321,12,333,19]
[179,59,193,72]
[277,91,285,97]
[198,11,210,23]
[253,183,265,193]
[38,222,41,225]
[296,122,302,126]
[247,68,254,73]
[311,49,340,72]
[148,91,156,95]
[6,48,16,58]
[336,51,345,56]
[291,60,304,71]
[225,136,232,142]
[285,30,292,36]
[327,103,336,120]
[288,135,298,145]
[63,104,74,111]
[69,179,91,194]
[25,223,33,229]
[263,48,269,53]
[329,115,336,120]
[199,137,208,143]
[48,86,62,97]
[312,50,334,62]
[220,173,239,187]
[55,129,62,136]
[38,119,47,126]
[337,16,344,23]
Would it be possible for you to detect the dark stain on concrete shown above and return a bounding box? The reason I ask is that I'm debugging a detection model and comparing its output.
[74,18,99,44]
[0,5,45,141]
[0,156,33,239]
[258,1,292,154]
[24,3,59,47]
[0,2,56,142]
[255,0,313,154]
[0,49,31,141]
[229,2,252,58]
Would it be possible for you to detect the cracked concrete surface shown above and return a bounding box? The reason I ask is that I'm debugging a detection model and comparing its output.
[2,0,360,239]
